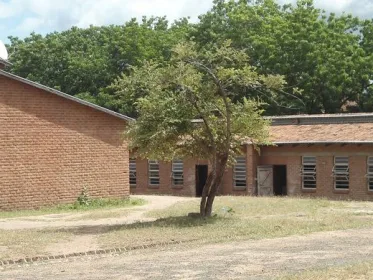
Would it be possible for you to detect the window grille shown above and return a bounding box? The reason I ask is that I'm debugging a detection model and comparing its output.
[333,156,349,189]
[366,157,373,191]
[129,159,136,187]
[301,156,316,189]
[234,157,246,188]
[172,160,184,186]
[149,160,160,185]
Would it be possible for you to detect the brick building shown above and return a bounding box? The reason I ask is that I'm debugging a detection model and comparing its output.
[130,113,373,201]
[0,61,132,210]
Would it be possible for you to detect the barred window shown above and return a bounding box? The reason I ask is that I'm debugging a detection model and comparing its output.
[234,157,246,189]
[172,160,184,186]
[129,159,136,187]
[367,157,373,191]
[333,156,349,190]
[148,160,160,185]
[301,156,316,189]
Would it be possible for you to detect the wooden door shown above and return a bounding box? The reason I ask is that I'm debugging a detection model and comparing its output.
[257,166,274,196]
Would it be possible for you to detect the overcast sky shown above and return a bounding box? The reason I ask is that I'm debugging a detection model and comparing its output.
[0,0,372,43]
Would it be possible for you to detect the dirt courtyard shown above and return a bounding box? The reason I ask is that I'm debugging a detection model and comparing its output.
[2,195,373,279]
[2,226,373,279]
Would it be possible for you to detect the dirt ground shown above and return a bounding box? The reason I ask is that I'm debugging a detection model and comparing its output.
[0,195,195,255]
[1,226,373,279]
[0,195,194,231]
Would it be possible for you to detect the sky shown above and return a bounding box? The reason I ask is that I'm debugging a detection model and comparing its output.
[0,0,373,43]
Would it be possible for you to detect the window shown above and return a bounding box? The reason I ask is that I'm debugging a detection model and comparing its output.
[234,157,246,189]
[367,157,373,191]
[148,160,160,185]
[301,156,316,189]
[172,160,184,186]
[129,159,136,187]
[333,156,349,190]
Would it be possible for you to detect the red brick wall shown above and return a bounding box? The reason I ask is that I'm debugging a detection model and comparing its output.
[131,156,249,197]
[259,145,373,200]
[131,144,373,201]
[0,75,129,210]
[131,158,208,196]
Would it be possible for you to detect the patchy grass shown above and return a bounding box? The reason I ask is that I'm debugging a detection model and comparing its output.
[3,196,373,261]
[277,261,373,280]
[98,196,373,249]
[0,229,73,260]
[65,208,136,221]
[0,198,146,219]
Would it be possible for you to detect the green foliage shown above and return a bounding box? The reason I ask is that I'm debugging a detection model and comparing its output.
[193,0,373,114]
[76,186,91,206]
[7,17,191,117]
[6,0,373,116]
[114,40,283,164]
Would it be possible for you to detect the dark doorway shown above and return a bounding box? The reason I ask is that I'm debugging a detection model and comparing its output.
[195,165,208,197]
[273,165,287,196]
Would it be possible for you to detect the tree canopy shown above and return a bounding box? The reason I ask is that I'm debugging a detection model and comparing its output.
[193,0,373,114]
[5,0,373,116]
[116,41,284,216]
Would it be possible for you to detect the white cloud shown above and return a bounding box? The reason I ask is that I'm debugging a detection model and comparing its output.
[1,0,373,39]
[0,0,212,36]
[278,0,373,17]
[16,17,44,32]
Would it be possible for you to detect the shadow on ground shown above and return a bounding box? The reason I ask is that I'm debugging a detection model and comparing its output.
[52,215,223,235]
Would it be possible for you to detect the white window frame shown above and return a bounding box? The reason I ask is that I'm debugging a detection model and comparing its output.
[301,156,317,189]
[129,158,136,187]
[333,156,349,190]
[172,160,184,186]
[233,156,247,189]
[148,160,160,186]
[366,157,373,191]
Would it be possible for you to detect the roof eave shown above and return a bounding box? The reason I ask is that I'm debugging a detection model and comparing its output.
[272,141,373,145]
[0,70,134,122]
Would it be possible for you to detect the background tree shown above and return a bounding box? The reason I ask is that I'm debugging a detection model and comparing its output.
[7,17,191,117]
[193,0,373,114]
[114,41,284,217]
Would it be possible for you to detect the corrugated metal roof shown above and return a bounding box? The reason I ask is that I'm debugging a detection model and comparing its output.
[269,113,373,126]
[270,123,373,144]
[0,70,134,122]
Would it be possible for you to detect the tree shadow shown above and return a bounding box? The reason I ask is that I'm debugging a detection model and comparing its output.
[54,215,222,236]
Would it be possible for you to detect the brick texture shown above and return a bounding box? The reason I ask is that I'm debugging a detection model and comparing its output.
[0,75,129,210]
[131,156,249,197]
[131,144,373,201]
[259,145,373,200]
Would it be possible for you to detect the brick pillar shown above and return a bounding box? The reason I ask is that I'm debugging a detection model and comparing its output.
[316,156,334,197]
[350,156,367,200]
[246,144,259,196]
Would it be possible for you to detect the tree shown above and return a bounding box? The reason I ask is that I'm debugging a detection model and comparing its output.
[193,0,373,114]
[7,17,191,117]
[113,41,284,217]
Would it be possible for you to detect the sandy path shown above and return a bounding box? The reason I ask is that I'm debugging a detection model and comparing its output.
[0,195,195,256]
[2,227,373,279]
[0,195,194,231]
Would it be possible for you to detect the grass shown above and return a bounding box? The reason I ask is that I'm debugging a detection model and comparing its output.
[0,198,146,219]
[3,196,373,261]
[64,208,137,221]
[277,261,373,280]
[0,229,73,260]
[97,196,373,249]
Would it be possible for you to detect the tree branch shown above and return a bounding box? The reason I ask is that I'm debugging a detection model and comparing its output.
[185,59,232,150]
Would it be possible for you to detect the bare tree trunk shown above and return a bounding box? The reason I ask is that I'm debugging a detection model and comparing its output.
[200,154,228,217]
[200,172,214,216]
